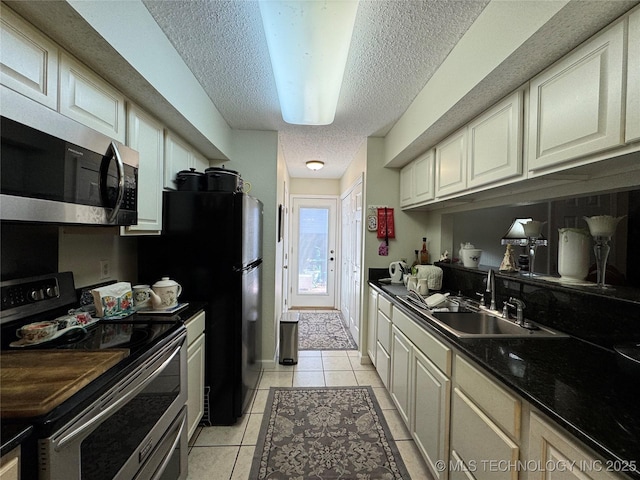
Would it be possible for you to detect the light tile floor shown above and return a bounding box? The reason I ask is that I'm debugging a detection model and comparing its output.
[187,349,434,480]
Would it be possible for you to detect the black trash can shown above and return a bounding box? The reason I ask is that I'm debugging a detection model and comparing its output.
[279,312,299,365]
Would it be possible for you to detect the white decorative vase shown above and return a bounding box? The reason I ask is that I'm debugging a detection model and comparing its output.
[557,228,590,281]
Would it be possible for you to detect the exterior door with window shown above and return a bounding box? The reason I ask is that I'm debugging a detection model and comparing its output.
[290,197,338,308]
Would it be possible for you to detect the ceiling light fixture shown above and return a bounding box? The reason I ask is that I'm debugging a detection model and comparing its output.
[306,160,325,171]
[258,0,360,126]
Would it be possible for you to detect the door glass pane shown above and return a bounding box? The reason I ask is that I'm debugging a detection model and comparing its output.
[297,207,328,295]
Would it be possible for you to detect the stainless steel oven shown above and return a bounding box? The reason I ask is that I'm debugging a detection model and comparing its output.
[0,273,188,480]
[38,330,188,480]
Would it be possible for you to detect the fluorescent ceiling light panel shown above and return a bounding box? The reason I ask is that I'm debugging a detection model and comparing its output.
[259,0,359,125]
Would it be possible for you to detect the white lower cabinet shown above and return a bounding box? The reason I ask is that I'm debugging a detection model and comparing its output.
[0,447,19,480]
[390,325,412,424]
[375,341,390,389]
[367,288,378,366]
[528,412,622,480]
[451,387,519,480]
[186,311,205,440]
[412,347,451,480]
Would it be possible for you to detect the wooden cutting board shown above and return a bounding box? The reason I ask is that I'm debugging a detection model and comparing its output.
[0,349,129,418]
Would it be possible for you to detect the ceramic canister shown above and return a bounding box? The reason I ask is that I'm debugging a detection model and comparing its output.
[558,228,590,281]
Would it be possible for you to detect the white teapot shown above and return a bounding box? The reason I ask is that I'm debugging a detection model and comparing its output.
[151,277,182,309]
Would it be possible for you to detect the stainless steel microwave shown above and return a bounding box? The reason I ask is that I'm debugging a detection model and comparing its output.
[0,94,138,226]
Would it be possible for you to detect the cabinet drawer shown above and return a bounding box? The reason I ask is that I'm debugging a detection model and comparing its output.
[376,311,392,352]
[378,295,392,318]
[455,356,521,439]
[392,307,451,375]
[451,388,519,480]
[185,310,205,346]
[375,341,390,389]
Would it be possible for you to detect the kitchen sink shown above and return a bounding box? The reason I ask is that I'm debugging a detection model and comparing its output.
[396,295,567,338]
[430,312,567,338]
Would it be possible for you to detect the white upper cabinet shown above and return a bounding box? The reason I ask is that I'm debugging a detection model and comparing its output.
[59,52,126,143]
[413,151,435,204]
[164,131,192,190]
[626,8,640,143]
[400,163,414,207]
[191,150,210,173]
[435,128,467,198]
[527,20,625,172]
[467,90,523,189]
[122,104,164,234]
[164,131,209,189]
[400,150,435,208]
[0,6,58,109]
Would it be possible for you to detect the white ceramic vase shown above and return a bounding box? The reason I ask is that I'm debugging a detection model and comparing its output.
[557,228,590,281]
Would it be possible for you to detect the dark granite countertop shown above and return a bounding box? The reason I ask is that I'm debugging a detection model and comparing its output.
[369,280,640,478]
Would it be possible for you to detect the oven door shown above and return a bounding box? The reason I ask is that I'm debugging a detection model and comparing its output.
[39,331,187,480]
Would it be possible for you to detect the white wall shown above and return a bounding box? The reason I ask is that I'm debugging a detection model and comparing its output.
[290,178,341,195]
[363,138,430,270]
[58,227,138,288]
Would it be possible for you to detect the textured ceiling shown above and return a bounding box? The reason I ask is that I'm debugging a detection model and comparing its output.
[142,0,490,178]
[7,1,638,179]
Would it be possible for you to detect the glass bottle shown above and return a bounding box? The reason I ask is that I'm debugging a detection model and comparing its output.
[411,250,419,274]
[420,237,429,264]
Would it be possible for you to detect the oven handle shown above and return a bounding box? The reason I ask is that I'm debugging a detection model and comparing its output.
[150,412,187,480]
[55,343,182,450]
[106,141,125,223]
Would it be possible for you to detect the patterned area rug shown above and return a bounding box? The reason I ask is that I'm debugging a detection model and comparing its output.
[298,311,357,350]
[250,387,410,479]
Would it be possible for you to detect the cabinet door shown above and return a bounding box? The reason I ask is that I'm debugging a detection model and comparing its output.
[412,347,451,480]
[123,104,164,234]
[59,52,126,142]
[400,162,415,207]
[390,325,412,425]
[164,131,191,189]
[467,91,523,189]
[376,310,392,353]
[191,150,209,172]
[436,128,467,198]
[528,412,619,480]
[626,8,640,143]
[375,341,390,389]
[187,333,205,440]
[0,6,58,109]
[413,150,435,204]
[367,288,378,365]
[451,388,519,480]
[528,21,624,171]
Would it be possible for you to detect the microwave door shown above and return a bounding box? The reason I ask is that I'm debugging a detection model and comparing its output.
[100,142,125,223]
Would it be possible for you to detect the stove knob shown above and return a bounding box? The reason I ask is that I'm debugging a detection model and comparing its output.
[30,289,44,301]
[45,286,58,298]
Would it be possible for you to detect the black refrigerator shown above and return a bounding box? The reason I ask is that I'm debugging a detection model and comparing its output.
[139,191,263,425]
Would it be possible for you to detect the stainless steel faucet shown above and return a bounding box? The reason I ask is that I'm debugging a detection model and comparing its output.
[506,297,526,326]
[487,269,496,311]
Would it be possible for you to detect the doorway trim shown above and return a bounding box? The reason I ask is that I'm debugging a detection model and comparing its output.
[289,194,339,309]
